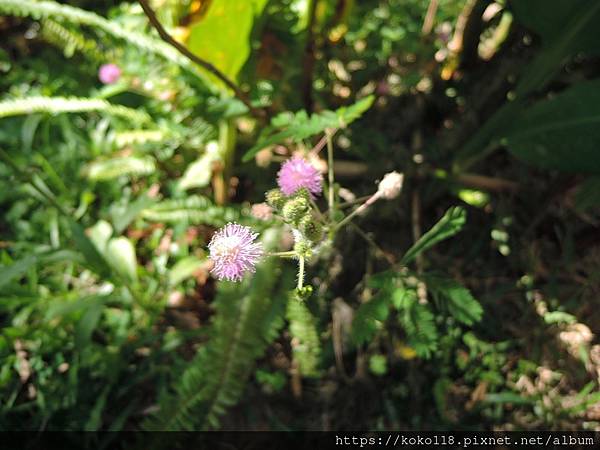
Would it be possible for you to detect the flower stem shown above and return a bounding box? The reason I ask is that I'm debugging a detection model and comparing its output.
[334,191,381,231]
[308,196,326,223]
[267,251,297,258]
[338,195,373,209]
[297,255,305,290]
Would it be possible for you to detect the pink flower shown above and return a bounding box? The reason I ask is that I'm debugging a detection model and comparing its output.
[98,63,122,84]
[250,203,273,221]
[277,157,322,197]
[208,223,263,281]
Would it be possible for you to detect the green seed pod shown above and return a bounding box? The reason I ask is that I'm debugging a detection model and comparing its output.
[299,214,323,243]
[282,197,309,224]
[265,189,285,210]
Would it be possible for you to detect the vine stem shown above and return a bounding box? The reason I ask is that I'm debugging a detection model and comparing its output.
[137,0,264,119]
[326,129,335,221]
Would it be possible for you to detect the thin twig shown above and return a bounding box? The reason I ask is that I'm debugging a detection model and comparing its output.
[422,0,439,35]
[338,195,373,209]
[349,223,395,265]
[137,0,264,118]
[326,129,335,221]
[301,0,319,113]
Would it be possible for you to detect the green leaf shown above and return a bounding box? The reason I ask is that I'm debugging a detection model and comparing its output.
[454,3,600,170]
[141,195,240,226]
[351,290,391,345]
[75,298,104,349]
[111,193,157,234]
[287,297,321,377]
[401,207,466,265]
[69,220,112,279]
[0,255,36,289]
[368,354,387,376]
[426,276,483,326]
[503,79,600,173]
[178,144,220,191]
[481,392,533,405]
[169,256,206,286]
[106,237,138,283]
[0,96,150,123]
[84,156,156,181]
[187,0,268,85]
[88,220,113,252]
[511,0,600,52]
[397,291,438,358]
[242,96,374,162]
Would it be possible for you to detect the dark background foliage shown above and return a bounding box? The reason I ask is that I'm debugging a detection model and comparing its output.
[1,0,600,433]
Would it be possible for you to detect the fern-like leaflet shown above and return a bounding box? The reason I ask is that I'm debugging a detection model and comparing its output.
[0,96,150,123]
[0,0,211,86]
[145,230,292,430]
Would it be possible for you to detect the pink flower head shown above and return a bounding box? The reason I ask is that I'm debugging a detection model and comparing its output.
[277,156,323,197]
[98,63,122,84]
[208,223,263,281]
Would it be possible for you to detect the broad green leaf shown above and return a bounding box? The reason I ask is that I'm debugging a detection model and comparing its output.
[178,142,220,191]
[514,4,600,97]
[511,0,600,52]
[242,95,375,162]
[454,3,600,169]
[75,298,104,349]
[111,193,157,234]
[169,256,206,286]
[0,255,36,289]
[106,237,138,282]
[88,220,113,252]
[69,220,112,279]
[187,0,268,85]
[401,207,466,265]
[503,79,600,173]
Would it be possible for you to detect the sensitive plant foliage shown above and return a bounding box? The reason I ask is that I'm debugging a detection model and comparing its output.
[3,0,597,436]
[277,156,323,197]
[208,223,264,281]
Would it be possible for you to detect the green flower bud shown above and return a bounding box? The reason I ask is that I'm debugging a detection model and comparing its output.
[294,187,311,201]
[294,239,312,256]
[266,189,285,210]
[282,197,309,224]
[299,214,323,243]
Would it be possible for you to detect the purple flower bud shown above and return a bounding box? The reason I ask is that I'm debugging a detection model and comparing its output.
[98,63,122,85]
[277,157,323,197]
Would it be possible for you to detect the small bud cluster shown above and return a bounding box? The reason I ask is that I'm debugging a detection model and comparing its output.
[267,188,323,244]
[205,150,404,287]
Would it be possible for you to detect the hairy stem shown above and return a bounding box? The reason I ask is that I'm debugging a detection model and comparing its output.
[297,255,305,290]
[334,191,381,231]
